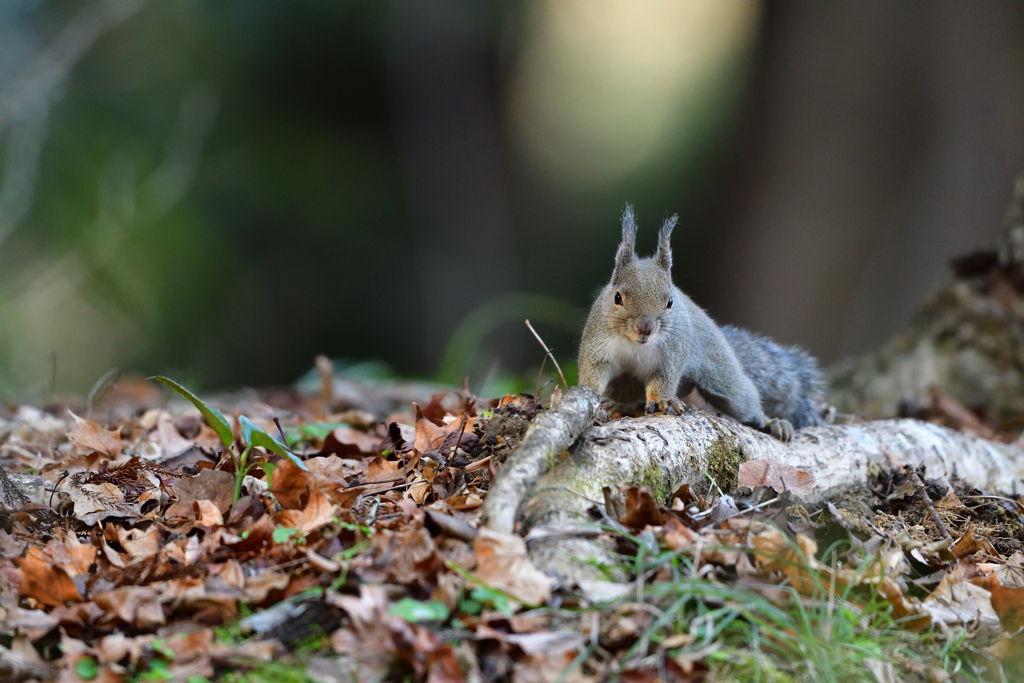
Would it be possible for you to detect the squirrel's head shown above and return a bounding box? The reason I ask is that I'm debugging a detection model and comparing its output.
[606,205,678,345]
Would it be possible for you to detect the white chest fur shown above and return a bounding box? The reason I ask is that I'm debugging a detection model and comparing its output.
[598,333,668,382]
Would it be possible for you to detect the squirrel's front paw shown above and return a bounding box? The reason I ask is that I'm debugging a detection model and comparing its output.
[645,397,684,416]
[767,418,794,442]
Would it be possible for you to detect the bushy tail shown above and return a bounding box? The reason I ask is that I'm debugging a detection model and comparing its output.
[720,325,828,429]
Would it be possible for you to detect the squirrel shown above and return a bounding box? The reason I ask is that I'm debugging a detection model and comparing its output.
[577,206,828,441]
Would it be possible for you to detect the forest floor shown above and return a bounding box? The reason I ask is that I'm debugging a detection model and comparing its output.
[0,366,1023,683]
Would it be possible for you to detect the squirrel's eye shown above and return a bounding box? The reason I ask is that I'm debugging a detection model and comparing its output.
[666,297,673,309]
[614,291,623,306]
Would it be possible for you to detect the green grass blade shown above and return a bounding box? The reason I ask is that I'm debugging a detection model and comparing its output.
[239,415,308,471]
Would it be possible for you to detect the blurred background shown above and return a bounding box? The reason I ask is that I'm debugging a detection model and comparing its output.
[0,0,1022,398]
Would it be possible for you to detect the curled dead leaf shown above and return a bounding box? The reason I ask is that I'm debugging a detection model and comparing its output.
[472,528,553,606]
[94,586,165,629]
[274,487,337,534]
[166,469,235,519]
[322,427,381,458]
[738,458,816,498]
[67,411,122,458]
[16,546,82,606]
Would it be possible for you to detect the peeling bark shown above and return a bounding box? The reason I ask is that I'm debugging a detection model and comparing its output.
[480,387,604,534]
[483,388,1024,583]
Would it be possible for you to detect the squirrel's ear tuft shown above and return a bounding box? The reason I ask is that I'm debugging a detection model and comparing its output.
[655,214,677,271]
[615,204,638,271]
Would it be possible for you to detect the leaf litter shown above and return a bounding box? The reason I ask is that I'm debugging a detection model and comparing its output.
[0,376,1022,681]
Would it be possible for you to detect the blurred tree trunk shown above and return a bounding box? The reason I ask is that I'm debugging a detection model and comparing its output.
[708,1,1024,366]
[830,177,1024,423]
[388,1,522,374]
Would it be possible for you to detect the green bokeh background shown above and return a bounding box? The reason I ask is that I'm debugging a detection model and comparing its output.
[2,1,1022,398]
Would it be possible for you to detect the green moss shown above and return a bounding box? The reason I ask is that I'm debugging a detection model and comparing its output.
[704,434,745,495]
[548,447,572,470]
[635,462,672,502]
[216,661,313,683]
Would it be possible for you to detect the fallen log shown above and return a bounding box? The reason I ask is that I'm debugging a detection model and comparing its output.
[481,386,1024,584]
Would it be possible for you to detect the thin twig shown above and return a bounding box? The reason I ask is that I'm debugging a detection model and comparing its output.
[450,408,471,461]
[906,465,953,543]
[859,515,886,537]
[345,477,405,490]
[273,417,288,445]
[86,367,120,415]
[742,495,780,514]
[371,481,416,495]
[524,319,568,390]
[534,353,548,398]
[46,352,57,401]
[464,455,493,472]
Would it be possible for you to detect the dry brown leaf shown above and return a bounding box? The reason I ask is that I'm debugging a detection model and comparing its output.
[210,638,283,666]
[619,660,707,683]
[0,636,56,681]
[356,526,439,585]
[505,631,584,657]
[50,532,97,578]
[472,528,553,606]
[94,586,165,629]
[512,651,594,683]
[59,476,137,524]
[156,410,195,457]
[752,522,931,630]
[408,477,432,504]
[194,499,225,526]
[934,489,968,510]
[275,487,337,533]
[617,487,670,528]
[329,583,464,682]
[923,572,1000,633]
[662,517,698,551]
[951,524,1001,559]
[16,546,82,606]
[95,633,152,666]
[166,468,235,519]
[305,454,356,481]
[116,526,161,563]
[0,529,26,558]
[366,455,404,483]
[978,573,1024,632]
[738,458,816,498]
[322,427,381,458]
[66,411,122,458]
[446,491,484,511]
[330,585,402,677]
[751,524,822,593]
[413,404,474,455]
[985,631,1024,668]
[100,539,127,568]
[269,457,318,509]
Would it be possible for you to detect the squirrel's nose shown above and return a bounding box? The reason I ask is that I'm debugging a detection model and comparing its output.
[636,319,654,337]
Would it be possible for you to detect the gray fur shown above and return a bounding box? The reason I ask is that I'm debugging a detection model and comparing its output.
[720,325,826,429]
[615,205,638,273]
[655,215,677,271]
[578,206,828,440]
